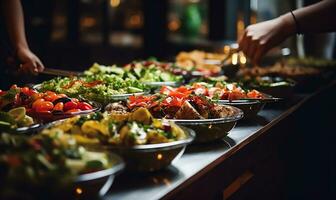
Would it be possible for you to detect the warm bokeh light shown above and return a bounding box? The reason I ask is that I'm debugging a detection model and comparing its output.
[81,17,96,28]
[168,19,180,31]
[232,53,239,65]
[75,187,83,195]
[157,153,163,160]
[110,0,120,8]
[239,52,247,65]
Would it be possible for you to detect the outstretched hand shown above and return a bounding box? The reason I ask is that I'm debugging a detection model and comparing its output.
[238,15,295,65]
[17,47,44,75]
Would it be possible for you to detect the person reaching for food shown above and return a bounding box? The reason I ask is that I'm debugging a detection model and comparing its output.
[239,0,336,64]
[0,0,44,78]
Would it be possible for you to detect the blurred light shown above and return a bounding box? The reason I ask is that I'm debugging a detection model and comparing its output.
[239,52,247,65]
[75,188,83,195]
[168,20,180,31]
[81,17,96,28]
[128,14,142,28]
[157,153,163,160]
[237,18,245,39]
[232,53,239,65]
[110,0,120,7]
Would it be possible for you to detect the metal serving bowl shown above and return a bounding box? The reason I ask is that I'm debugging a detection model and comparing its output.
[216,100,264,119]
[143,81,181,87]
[170,106,243,143]
[107,126,195,172]
[215,94,280,118]
[71,153,125,199]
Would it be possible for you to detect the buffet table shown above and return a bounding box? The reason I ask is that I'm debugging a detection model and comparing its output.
[105,80,336,200]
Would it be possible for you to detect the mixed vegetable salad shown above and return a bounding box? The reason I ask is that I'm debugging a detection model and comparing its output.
[0,85,96,123]
[106,92,238,120]
[0,132,111,199]
[39,74,145,103]
[43,108,186,146]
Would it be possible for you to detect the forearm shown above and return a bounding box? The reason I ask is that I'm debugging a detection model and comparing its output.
[1,0,29,50]
[280,0,336,35]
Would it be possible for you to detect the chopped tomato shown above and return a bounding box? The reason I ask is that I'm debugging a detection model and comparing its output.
[53,102,64,111]
[32,98,45,110]
[77,102,93,110]
[64,101,78,111]
[35,101,54,112]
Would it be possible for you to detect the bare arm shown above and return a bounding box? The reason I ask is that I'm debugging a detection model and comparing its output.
[1,0,44,74]
[239,0,336,64]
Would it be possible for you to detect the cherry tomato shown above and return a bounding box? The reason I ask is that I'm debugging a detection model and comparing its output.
[35,101,54,112]
[21,87,30,95]
[64,101,78,111]
[77,102,93,110]
[0,90,5,96]
[32,99,45,110]
[32,93,44,101]
[65,109,81,114]
[53,102,64,111]
[44,93,58,102]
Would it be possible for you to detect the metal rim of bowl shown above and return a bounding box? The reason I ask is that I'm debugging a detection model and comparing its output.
[75,153,125,183]
[15,123,45,134]
[142,81,181,87]
[214,92,281,104]
[106,126,195,151]
[168,105,244,125]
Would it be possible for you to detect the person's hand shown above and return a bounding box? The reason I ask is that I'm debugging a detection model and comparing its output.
[238,14,295,65]
[16,47,44,74]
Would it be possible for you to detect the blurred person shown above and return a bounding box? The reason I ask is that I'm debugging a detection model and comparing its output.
[0,0,44,81]
[239,0,336,64]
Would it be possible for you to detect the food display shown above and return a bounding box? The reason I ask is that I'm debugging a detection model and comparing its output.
[0,85,98,122]
[0,132,124,199]
[2,45,331,197]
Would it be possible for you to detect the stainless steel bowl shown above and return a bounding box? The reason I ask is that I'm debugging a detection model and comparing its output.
[216,100,264,119]
[143,81,181,87]
[107,126,195,172]
[71,153,124,199]
[170,106,243,143]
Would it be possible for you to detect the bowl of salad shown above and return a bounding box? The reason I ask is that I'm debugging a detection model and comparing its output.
[42,108,195,171]
[0,107,43,134]
[0,85,100,123]
[36,73,147,105]
[0,132,124,200]
[179,80,280,118]
[241,75,296,99]
[105,93,243,143]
